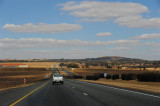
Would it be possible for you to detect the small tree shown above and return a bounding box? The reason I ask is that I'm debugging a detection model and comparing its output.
[67,63,79,68]
[106,66,112,69]
[59,63,67,66]
[85,63,89,68]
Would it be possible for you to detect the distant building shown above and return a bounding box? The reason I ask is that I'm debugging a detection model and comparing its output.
[0,63,28,68]
[7,66,17,68]
[18,65,28,68]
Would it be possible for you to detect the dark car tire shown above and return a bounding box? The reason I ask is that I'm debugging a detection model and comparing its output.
[61,81,64,84]
[52,82,55,85]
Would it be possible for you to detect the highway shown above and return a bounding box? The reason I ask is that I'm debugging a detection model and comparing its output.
[61,68,75,76]
[0,79,160,106]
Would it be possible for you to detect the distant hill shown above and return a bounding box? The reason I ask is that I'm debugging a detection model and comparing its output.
[85,56,145,62]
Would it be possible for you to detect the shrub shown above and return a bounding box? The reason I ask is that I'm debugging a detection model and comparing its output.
[59,63,67,66]
[99,73,105,78]
[121,73,135,80]
[106,66,112,69]
[112,74,119,80]
[67,64,79,68]
[99,73,110,78]
[63,75,83,79]
[136,72,160,82]
[86,75,100,80]
[106,74,111,79]
[73,75,83,79]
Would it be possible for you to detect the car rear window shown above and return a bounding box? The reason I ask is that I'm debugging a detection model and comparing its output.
[54,74,62,77]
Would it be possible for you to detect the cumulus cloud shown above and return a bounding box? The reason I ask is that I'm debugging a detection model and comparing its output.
[132,33,160,40]
[115,15,160,28]
[2,23,82,33]
[0,38,139,49]
[109,47,132,50]
[59,1,160,28]
[96,32,112,37]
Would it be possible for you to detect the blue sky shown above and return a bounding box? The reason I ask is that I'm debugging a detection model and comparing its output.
[0,0,160,60]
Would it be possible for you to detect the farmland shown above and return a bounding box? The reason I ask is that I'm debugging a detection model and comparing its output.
[0,62,60,68]
[0,68,51,89]
[0,62,60,89]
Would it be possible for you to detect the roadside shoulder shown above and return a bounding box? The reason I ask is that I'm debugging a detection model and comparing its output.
[75,79,160,94]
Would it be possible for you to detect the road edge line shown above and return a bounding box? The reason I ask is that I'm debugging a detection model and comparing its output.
[9,81,49,106]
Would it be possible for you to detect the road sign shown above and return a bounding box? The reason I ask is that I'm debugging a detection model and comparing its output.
[24,79,26,84]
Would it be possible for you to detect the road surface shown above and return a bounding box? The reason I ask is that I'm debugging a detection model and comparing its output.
[0,79,160,106]
[61,68,75,76]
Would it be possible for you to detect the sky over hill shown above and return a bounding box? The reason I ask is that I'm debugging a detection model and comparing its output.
[0,0,160,60]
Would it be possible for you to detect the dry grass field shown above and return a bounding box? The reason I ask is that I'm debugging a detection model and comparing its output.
[0,68,51,89]
[0,62,60,68]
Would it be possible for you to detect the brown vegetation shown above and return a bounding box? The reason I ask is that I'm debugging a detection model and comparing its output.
[72,68,150,76]
[0,68,51,89]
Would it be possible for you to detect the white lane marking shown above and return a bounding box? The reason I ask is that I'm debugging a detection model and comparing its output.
[70,80,160,99]
[83,93,88,96]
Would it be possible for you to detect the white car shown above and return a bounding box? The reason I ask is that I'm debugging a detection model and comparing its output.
[52,74,64,84]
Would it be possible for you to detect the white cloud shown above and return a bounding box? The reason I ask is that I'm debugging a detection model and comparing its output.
[132,33,160,40]
[107,40,139,46]
[2,23,82,33]
[115,15,160,28]
[145,42,160,47]
[109,47,132,50]
[1,40,160,60]
[96,32,112,37]
[152,49,160,52]
[59,1,160,29]
[60,1,148,18]
[1,47,158,60]
[0,38,142,59]
[0,38,139,49]
[0,49,110,59]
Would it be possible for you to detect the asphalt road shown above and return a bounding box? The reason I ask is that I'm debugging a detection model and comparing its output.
[0,79,160,106]
[61,68,75,76]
